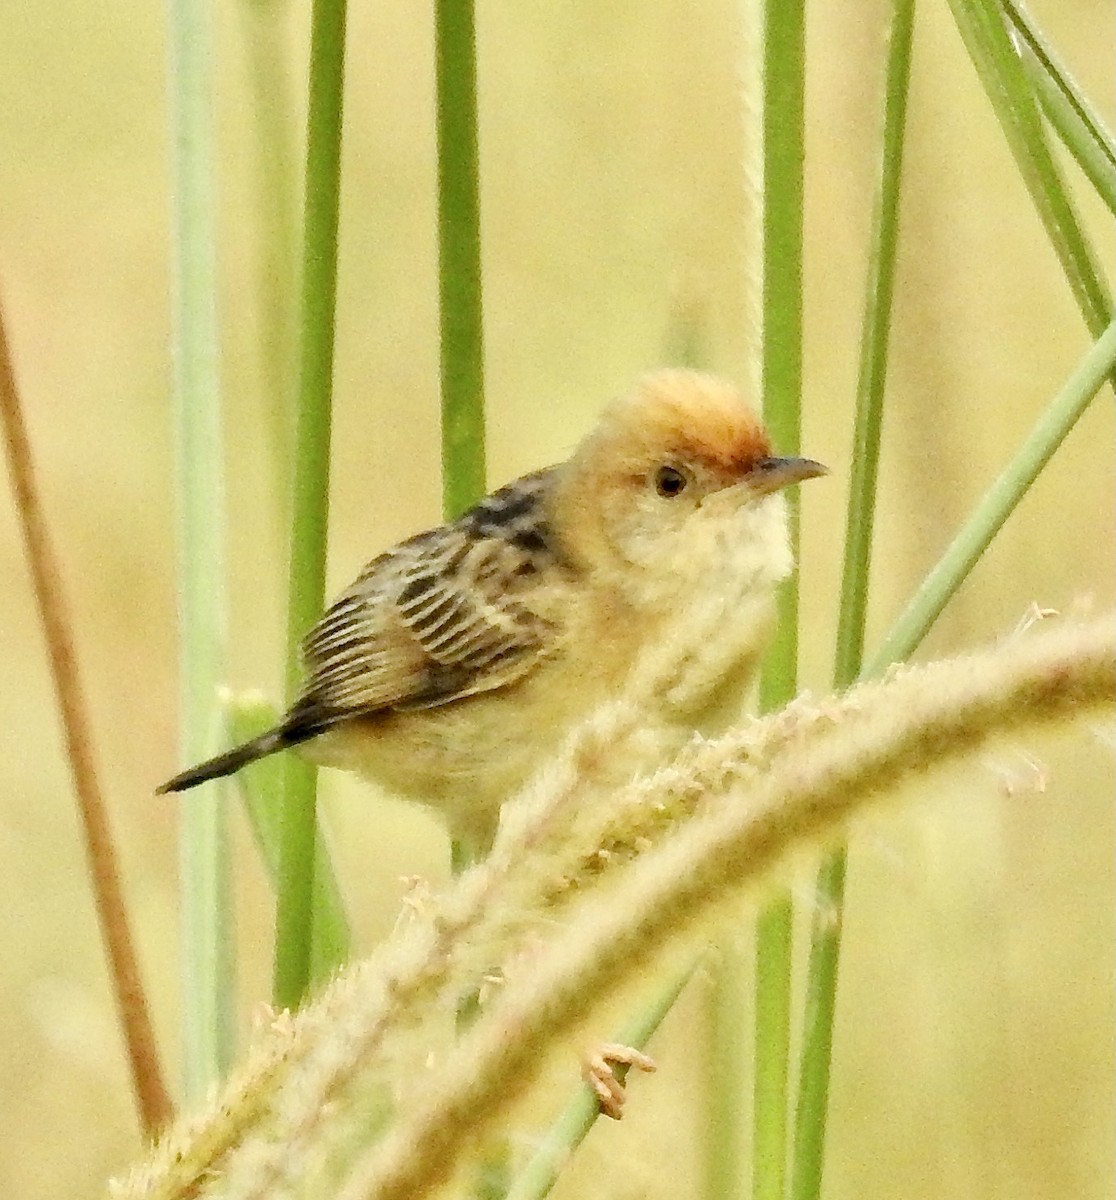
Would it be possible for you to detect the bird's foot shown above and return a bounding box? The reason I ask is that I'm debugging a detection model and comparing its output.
[582,1043,656,1120]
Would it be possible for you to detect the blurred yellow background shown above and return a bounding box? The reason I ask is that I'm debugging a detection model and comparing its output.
[0,1,1111,1197]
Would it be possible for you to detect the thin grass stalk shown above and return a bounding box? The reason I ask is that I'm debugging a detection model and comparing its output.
[791,2,915,1195]
[273,0,348,1011]
[829,1,914,693]
[751,4,807,1199]
[435,0,486,524]
[751,895,792,1200]
[1003,0,1116,214]
[948,0,1112,341]
[166,0,236,1096]
[0,297,173,1135]
[756,0,806,708]
[868,316,1116,675]
[227,696,350,978]
[240,0,300,510]
[432,12,499,1183]
[434,0,487,891]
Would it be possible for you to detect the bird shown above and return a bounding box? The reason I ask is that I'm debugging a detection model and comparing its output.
[158,369,826,851]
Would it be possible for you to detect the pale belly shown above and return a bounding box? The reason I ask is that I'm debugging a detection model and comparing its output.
[305,553,776,846]
[305,605,642,845]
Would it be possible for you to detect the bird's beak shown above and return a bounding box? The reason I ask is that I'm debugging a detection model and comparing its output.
[747,455,828,497]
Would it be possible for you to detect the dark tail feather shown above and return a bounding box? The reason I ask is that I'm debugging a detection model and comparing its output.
[156,721,320,794]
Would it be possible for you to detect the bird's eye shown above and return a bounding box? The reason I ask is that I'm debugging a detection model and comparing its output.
[654,465,689,498]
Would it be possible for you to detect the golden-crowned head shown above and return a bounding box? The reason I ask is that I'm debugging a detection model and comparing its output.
[554,370,825,594]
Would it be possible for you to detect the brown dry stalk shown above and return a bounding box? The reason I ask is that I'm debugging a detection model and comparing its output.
[0,293,172,1134]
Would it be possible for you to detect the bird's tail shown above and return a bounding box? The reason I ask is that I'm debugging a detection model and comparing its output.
[156,721,320,794]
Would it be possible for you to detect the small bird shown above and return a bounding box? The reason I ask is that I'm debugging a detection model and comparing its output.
[159,370,826,849]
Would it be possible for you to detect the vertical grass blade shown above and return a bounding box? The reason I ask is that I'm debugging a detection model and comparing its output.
[240,0,300,508]
[273,0,348,1011]
[432,18,499,1195]
[434,0,487,887]
[829,0,915,695]
[751,895,792,1200]
[791,4,915,1197]
[227,695,350,979]
[435,0,487,523]
[756,0,807,696]
[752,5,807,1200]
[166,0,235,1097]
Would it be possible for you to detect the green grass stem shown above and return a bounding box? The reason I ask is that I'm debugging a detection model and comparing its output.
[166,0,236,1098]
[750,5,807,1200]
[273,0,348,1011]
[1021,59,1116,218]
[240,0,299,507]
[434,0,487,889]
[435,0,487,522]
[830,0,915,694]
[792,3,915,1195]
[756,0,806,714]
[228,696,350,980]
[751,896,793,1200]
[791,852,846,1200]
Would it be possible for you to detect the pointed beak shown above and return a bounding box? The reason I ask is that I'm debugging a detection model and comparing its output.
[747,455,828,497]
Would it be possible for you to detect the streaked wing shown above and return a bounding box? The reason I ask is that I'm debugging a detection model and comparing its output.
[389,534,554,708]
[298,549,429,714]
[297,470,562,719]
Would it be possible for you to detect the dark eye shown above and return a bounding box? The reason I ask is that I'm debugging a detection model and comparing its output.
[654,465,688,498]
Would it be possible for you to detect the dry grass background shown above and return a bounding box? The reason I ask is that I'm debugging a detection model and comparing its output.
[0,1,1111,1197]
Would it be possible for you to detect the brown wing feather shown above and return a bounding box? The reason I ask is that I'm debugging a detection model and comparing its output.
[295,470,563,722]
[389,535,553,708]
